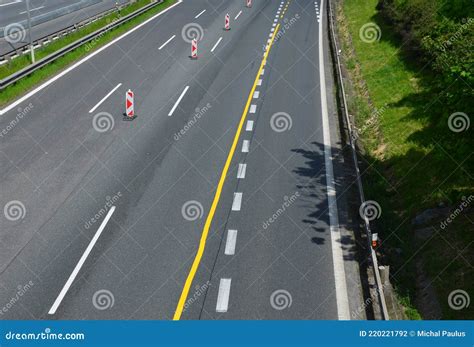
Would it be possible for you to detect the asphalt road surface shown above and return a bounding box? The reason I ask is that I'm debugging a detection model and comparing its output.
[0,0,365,320]
[0,0,128,55]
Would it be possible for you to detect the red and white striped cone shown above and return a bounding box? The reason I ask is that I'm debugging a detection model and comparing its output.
[224,14,230,30]
[191,38,198,59]
[124,89,136,120]
[246,0,252,8]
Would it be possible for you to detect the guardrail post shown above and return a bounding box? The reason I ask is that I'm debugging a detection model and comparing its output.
[25,0,36,64]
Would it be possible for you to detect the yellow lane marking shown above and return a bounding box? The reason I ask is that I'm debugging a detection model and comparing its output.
[172,23,282,321]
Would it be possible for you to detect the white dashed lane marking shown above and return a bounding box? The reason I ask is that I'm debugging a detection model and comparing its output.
[224,230,238,255]
[158,35,176,50]
[232,192,243,211]
[245,120,254,131]
[168,86,189,116]
[237,163,247,178]
[89,83,122,113]
[216,279,232,312]
[195,9,206,18]
[211,37,223,52]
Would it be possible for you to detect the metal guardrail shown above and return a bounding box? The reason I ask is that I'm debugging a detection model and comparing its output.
[0,0,163,90]
[326,0,390,320]
[0,1,123,63]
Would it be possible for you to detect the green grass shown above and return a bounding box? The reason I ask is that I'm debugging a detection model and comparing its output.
[0,0,176,106]
[338,0,473,319]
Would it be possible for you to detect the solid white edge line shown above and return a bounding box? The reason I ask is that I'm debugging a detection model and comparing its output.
[48,206,116,315]
[234,10,242,20]
[211,37,223,53]
[0,0,184,116]
[88,83,122,113]
[195,9,206,18]
[231,192,243,211]
[216,278,231,312]
[319,0,350,320]
[224,230,238,255]
[168,86,190,116]
[158,34,176,50]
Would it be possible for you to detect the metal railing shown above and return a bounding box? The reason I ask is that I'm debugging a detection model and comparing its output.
[326,0,389,320]
[0,0,163,90]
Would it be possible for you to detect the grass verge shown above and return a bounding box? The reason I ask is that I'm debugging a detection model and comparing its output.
[0,0,176,107]
[336,0,473,319]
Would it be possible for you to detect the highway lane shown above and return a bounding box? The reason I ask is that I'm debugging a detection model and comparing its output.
[0,0,129,55]
[0,0,364,320]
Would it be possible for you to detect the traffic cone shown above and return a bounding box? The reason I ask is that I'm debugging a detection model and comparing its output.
[191,38,198,59]
[224,14,230,30]
[124,89,136,121]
